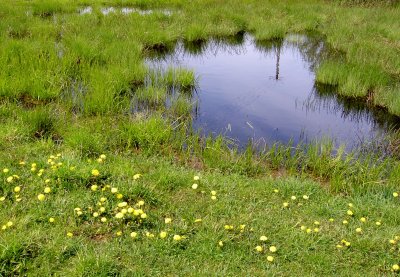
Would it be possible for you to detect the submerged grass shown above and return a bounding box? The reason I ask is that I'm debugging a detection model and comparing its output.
[1,0,400,275]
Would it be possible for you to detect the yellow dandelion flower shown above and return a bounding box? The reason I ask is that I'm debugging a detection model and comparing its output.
[133,174,141,180]
[6,221,13,227]
[116,193,123,199]
[342,220,348,225]
[314,221,320,225]
[269,246,277,253]
[329,218,334,222]
[260,235,268,241]
[100,154,106,159]
[211,196,217,200]
[14,186,21,193]
[49,217,55,223]
[255,245,263,252]
[348,203,353,208]
[118,202,128,208]
[283,202,289,208]
[130,232,138,238]
[291,196,296,200]
[302,195,309,200]
[3,168,9,173]
[101,217,107,223]
[91,169,100,176]
[165,217,172,224]
[77,211,83,216]
[193,176,200,181]
[393,192,399,198]
[93,212,99,217]
[376,221,382,226]
[67,232,73,237]
[1,225,6,230]
[347,210,353,216]
[211,191,217,196]
[44,187,51,194]
[127,207,134,213]
[91,185,98,191]
[336,244,343,249]
[0,196,5,201]
[360,217,366,223]
[273,189,279,193]
[111,187,118,194]
[389,239,396,244]
[100,197,107,202]
[267,256,274,262]
[191,183,198,189]
[306,228,311,233]
[159,231,167,239]
[218,241,224,247]
[116,231,122,236]
[314,228,319,233]
[194,218,202,223]
[393,264,400,271]
[300,226,306,231]
[121,208,128,214]
[6,176,13,183]
[137,200,145,206]
[37,194,45,201]
[173,234,182,241]
[140,213,147,219]
[115,212,124,219]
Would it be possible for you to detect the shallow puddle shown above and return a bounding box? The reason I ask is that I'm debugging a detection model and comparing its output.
[147,34,400,148]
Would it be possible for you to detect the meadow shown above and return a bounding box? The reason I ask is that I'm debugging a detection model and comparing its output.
[1,0,400,275]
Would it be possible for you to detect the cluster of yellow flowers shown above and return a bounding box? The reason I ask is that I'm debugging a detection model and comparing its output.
[1,221,13,231]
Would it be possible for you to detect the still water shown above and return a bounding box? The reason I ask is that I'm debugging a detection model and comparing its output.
[147,34,399,148]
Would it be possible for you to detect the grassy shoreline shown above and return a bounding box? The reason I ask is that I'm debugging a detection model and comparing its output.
[1,0,400,275]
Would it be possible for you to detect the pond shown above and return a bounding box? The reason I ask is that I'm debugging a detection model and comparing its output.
[146,34,400,148]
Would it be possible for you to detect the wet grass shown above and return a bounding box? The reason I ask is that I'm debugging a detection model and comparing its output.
[1,0,400,275]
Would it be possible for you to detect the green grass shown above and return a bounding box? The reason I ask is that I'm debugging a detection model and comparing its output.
[1,0,400,275]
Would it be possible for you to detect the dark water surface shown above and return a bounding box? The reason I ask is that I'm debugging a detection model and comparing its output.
[147,34,400,148]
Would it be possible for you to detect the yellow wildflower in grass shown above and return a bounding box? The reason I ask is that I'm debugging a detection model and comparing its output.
[6,176,13,183]
[37,194,45,201]
[314,228,319,233]
[393,192,399,198]
[194,219,202,223]
[45,179,51,184]
[133,209,140,216]
[300,226,306,231]
[137,200,145,206]
[145,232,155,238]
[302,195,309,200]
[218,241,224,247]
[389,239,396,244]
[67,232,73,237]
[118,202,128,208]
[291,196,296,200]
[49,217,55,223]
[306,228,311,233]
[211,196,217,200]
[6,221,13,227]
[255,245,263,252]
[240,224,246,230]
[269,246,277,253]
[19,161,25,165]
[342,220,348,225]
[376,221,382,226]
[393,264,400,271]
[211,191,217,196]
[173,235,182,241]
[165,217,172,224]
[130,232,138,238]
[159,231,167,239]
[348,203,353,208]
[347,210,353,216]
[116,194,123,199]
[273,189,279,193]
[1,225,6,230]
[44,187,51,194]
[97,158,103,163]
[267,256,274,262]
[93,212,99,217]
[314,221,320,225]
[193,176,200,181]
[360,217,366,223]
[3,168,9,173]
[101,217,107,223]
[0,196,5,201]
[111,187,118,194]
[115,213,124,219]
[140,213,147,219]
[329,218,334,222]
[77,211,83,216]
[100,197,107,202]
[121,209,128,214]
[283,202,289,208]
[91,185,98,191]
[100,154,106,159]
[133,174,141,180]
[260,236,268,241]
[14,186,21,193]
[91,169,100,176]
[116,231,122,236]
[191,183,198,189]
[128,207,134,213]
